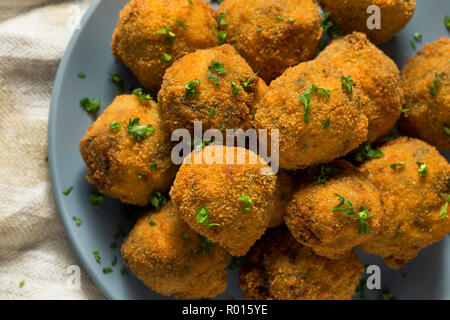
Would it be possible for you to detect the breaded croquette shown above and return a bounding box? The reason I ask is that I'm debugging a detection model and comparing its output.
[359,137,450,269]
[217,0,322,83]
[316,32,403,143]
[121,201,230,298]
[317,0,416,44]
[267,169,296,228]
[158,44,267,134]
[399,37,450,151]
[254,60,368,170]
[80,94,177,206]
[240,227,364,300]
[112,0,217,91]
[285,160,384,259]
[170,145,277,256]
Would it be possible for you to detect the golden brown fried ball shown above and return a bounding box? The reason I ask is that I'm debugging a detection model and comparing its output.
[121,201,230,298]
[317,0,416,45]
[285,160,384,259]
[79,94,177,206]
[267,170,296,228]
[170,145,277,256]
[217,0,322,83]
[399,37,450,151]
[240,227,364,300]
[254,60,368,170]
[316,32,403,143]
[158,44,267,134]
[111,0,217,91]
[359,137,450,269]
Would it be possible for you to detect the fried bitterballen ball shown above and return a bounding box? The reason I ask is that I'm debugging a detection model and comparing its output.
[170,145,277,256]
[121,201,230,298]
[158,44,267,134]
[317,0,416,45]
[111,0,217,91]
[359,137,450,269]
[285,160,384,259]
[399,37,450,151]
[267,170,296,228]
[316,32,403,143]
[217,0,322,83]
[79,94,177,206]
[254,60,368,170]
[240,227,364,300]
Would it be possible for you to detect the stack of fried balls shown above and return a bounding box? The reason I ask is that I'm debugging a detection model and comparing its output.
[80,0,450,299]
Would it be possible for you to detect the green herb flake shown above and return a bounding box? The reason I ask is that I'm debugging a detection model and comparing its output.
[307,165,340,185]
[150,192,167,210]
[322,118,331,129]
[149,162,157,170]
[413,33,422,42]
[19,280,25,288]
[217,30,227,45]
[199,235,213,255]
[439,194,449,219]
[182,232,189,240]
[322,11,341,39]
[445,15,450,30]
[173,18,188,28]
[148,218,157,226]
[109,121,121,132]
[112,255,117,266]
[231,81,242,95]
[276,16,283,21]
[429,73,441,96]
[208,60,227,74]
[207,71,220,85]
[299,85,334,124]
[127,118,155,140]
[416,162,429,177]
[161,52,172,63]
[390,163,406,170]
[400,108,410,113]
[80,97,101,113]
[185,79,201,97]
[155,26,175,44]
[63,186,73,196]
[102,267,113,274]
[73,216,82,227]
[301,146,308,152]
[217,13,228,26]
[133,88,153,101]
[444,126,450,136]
[77,72,86,79]
[196,205,220,229]
[121,268,128,276]
[355,143,384,162]
[242,73,257,88]
[238,194,252,213]
[109,73,125,95]
[89,191,104,210]
[410,39,416,50]
[333,194,372,235]
[340,75,354,94]
[93,249,101,263]
[228,256,241,270]
[287,17,295,23]
[257,26,262,32]
[208,107,215,116]
[110,242,117,249]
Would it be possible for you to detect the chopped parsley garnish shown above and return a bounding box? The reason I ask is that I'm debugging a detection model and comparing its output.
[112,255,117,266]
[148,218,157,226]
[228,257,241,270]
[185,79,201,96]
[413,33,422,42]
[354,279,366,299]
[109,73,125,95]
[429,73,441,96]
[93,249,101,263]
[192,137,212,151]
[322,11,341,38]
[137,173,143,179]
[187,0,193,4]
[416,162,429,176]
[149,162,157,170]
[150,192,167,210]
[445,15,450,30]
[257,26,262,32]
[182,232,189,240]
[133,88,153,101]
[231,81,242,95]
[89,191,104,210]
[333,194,371,235]
[19,280,25,288]
[73,216,82,227]
[217,30,227,45]
[199,235,213,254]
[217,13,228,26]
[219,123,225,131]
[322,118,331,129]
[340,75,354,94]
[80,97,101,113]
[287,17,295,23]
[127,118,155,140]
[209,60,227,74]
[299,85,334,123]
[276,16,283,21]
[238,194,252,213]
[307,165,340,185]
[78,72,86,79]
[410,39,416,50]
[208,107,215,116]
[161,52,172,63]
[242,73,257,88]
[400,108,410,113]
[109,121,121,132]
[121,268,128,275]
[110,242,117,249]
[355,143,384,162]
[381,291,393,300]
[439,193,449,219]
[390,163,405,170]
[207,71,220,85]
[173,18,188,28]
[63,186,73,195]
[155,26,175,44]
[301,146,308,152]
[114,226,125,239]
[102,267,113,274]
[196,205,220,229]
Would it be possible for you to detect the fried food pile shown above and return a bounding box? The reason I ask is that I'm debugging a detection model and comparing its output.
[78,0,450,299]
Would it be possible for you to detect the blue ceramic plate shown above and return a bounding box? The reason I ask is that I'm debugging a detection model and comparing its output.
[49,0,450,300]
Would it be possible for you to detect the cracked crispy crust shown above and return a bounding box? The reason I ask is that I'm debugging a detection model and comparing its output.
[316,32,403,143]
[79,94,177,206]
[399,37,450,151]
[121,201,230,298]
[240,227,364,300]
[111,0,217,91]
[317,0,415,44]
[359,137,450,268]
[254,60,368,170]
[170,145,277,256]
[285,160,384,259]
[217,0,322,82]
